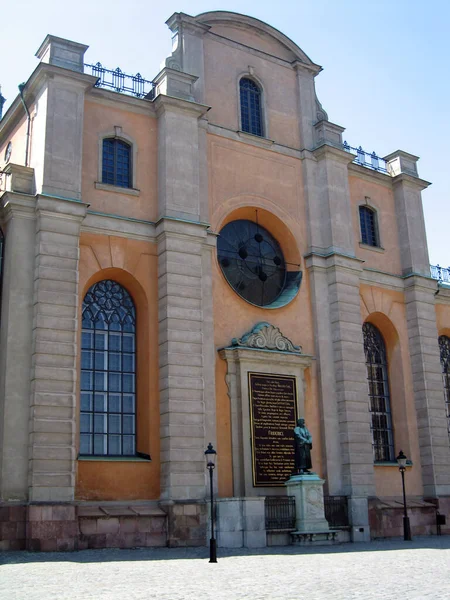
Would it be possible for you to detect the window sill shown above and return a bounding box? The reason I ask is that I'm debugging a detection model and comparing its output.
[78,455,151,462]
[359,242,384,253]
[237,130,274,147]
[95,182,140,196]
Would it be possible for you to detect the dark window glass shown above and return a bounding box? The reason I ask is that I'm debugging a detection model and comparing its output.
[240,78,263,137]
[359,206,379,247]
[80,280,136,456]
[363,322,395,462]
[102,138,131,188]
[439,335,450,438]
[217,220,286,307]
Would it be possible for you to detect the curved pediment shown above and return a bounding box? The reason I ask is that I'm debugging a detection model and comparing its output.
[230,322,302,354]
[195,11,321,72]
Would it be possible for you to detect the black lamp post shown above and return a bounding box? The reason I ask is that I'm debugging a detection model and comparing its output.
[396,450,412,541]
[205,442,217,563]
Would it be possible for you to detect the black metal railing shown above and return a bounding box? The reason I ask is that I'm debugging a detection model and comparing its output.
[84,63,155,99]
[343,141,389,174]
[324,495,349,528]
[431,264,450,284]
[265,496,296,530]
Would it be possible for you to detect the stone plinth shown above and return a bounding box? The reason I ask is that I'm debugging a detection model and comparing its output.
[285,474,330,534]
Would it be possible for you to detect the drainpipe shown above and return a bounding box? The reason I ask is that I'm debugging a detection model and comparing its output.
[18,83,31,167]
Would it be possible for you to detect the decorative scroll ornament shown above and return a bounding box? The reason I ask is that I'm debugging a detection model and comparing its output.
[231,322,301,353]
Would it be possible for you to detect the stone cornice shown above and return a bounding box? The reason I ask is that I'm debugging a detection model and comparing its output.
[348,162,393,189]
[391,172,431,191]
[312,143,356,166]
[0,63,97,143]
[166,12,211,36]
[0,192,36,225]
[153,93,210,118]
[81,210,156,242]
[87,87,156,116]
[36,194,89,221]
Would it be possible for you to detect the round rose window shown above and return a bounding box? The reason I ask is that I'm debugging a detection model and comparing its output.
[217,220,288,307]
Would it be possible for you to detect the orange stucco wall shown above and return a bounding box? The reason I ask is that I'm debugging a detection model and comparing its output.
[75,232,160,500]
[349,175,402,274]
[203,35,301,149]
[360,285,423,497]
[436,303,450,338]
[82,98,158,222]
[208,132,322,497]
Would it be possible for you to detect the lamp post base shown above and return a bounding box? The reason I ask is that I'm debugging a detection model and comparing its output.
[209,538,217,563]
[403,516,412,541]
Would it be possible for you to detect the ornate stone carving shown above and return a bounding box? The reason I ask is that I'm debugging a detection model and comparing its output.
[231,322,301,353]
[315,93,328,122]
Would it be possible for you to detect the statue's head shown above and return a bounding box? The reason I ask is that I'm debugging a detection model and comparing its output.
[298,418,305,426]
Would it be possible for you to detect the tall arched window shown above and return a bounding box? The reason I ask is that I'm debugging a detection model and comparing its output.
[359,206,379,247]
[80,280,136,456]
[239,78,263,137]
[438,335,450,438]
[102,138,131,188]
[363,322,395,462]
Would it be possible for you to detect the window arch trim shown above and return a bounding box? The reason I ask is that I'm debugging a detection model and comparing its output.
[238,75,266,138]
[96,129,139,194]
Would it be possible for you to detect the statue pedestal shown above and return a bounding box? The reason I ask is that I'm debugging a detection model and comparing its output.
[285,473,338,545]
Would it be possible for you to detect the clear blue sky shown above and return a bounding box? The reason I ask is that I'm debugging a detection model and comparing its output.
[1,0,449,266]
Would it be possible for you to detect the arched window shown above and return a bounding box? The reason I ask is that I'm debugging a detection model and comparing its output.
[239,78,263,137]
[359,206,379,247]
[363,322,395,462]
[439,335,450,438]
[80,280,136,456]
[102,138,131,188]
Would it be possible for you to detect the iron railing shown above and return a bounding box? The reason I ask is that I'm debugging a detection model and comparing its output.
[84,63,155,99]
[343,141,389,174]
[431,264,450,284]
[265,496,296,531]
[324,495,349,528]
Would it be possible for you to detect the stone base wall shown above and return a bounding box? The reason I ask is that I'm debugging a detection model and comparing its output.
[369,497,441,538]
[216,497,266,549]
[161,501,207,547]
[0,502,172,552]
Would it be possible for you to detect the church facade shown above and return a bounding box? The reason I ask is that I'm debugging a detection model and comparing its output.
[1,11,450,551]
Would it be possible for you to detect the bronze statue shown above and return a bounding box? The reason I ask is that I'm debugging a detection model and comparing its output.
[293,418,312,474]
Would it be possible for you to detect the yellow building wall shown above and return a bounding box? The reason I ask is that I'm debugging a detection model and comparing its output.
[208,133,321,497]
[349,175,402,274]
[75,233,160,500]
[360,285,423,497]
[82,99,158,222]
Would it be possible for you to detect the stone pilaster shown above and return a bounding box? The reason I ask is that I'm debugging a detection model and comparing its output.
[155,90,212,501]
[390,159,431,277]
[304,141,373,541]
[0,193,36,501]
[157,218,209,500]
[28,196,87,502]
[404,276,450,496]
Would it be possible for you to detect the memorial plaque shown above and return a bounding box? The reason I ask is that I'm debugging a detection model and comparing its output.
[248,372,298,486]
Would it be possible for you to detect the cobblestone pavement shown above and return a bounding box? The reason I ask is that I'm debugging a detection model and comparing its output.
[1,537,450,600]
